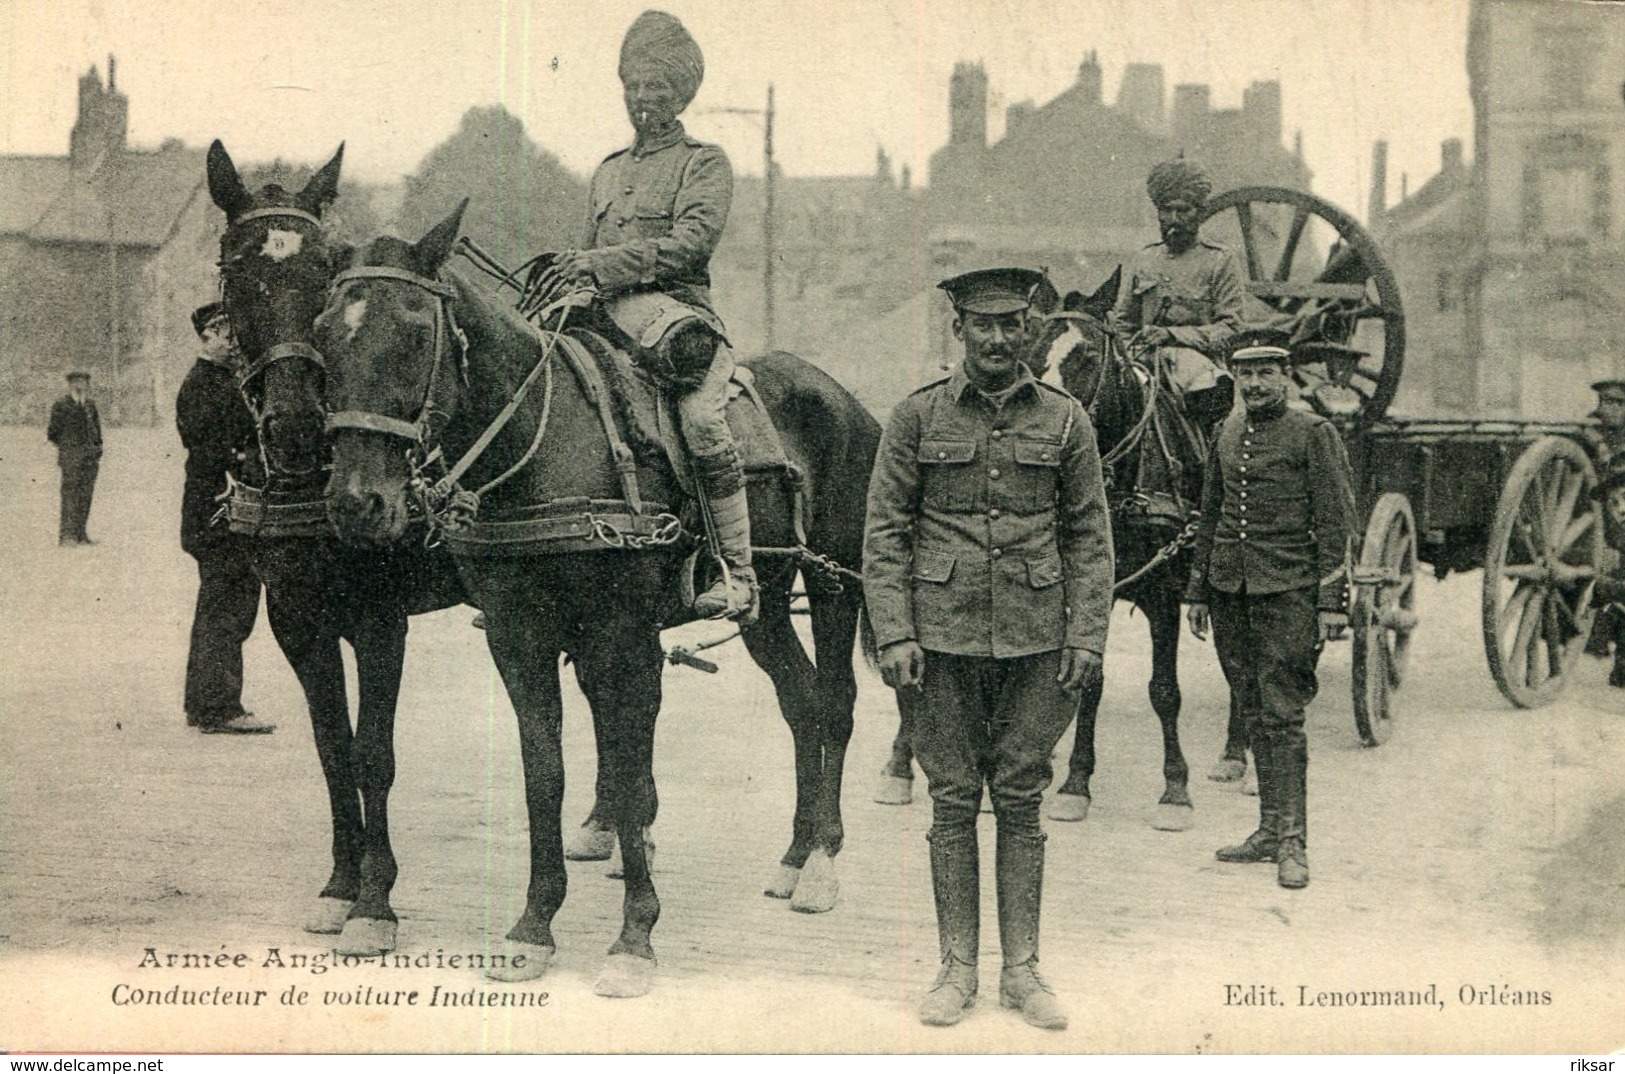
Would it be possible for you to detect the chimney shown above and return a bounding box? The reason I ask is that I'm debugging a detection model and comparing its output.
[1171,84,1210,150]
[1117,63,1165,135]
[108,54,116,91]
[1077,49,1102,105]
[1369,140,1389,223]
[949,62,988,149]
[1442,137,1464,175]
[1242,81,1282,147]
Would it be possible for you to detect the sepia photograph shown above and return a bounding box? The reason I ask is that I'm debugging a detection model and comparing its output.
[0,0,1622,1055]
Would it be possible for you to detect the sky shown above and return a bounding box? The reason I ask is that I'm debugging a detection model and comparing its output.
[0,0,1477,220]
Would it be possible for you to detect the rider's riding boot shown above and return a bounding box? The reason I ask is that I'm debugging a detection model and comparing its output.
[691,447,759,625]
[1217,728,1278,863]
[920,829,979,1027]
[996,830,1067,1030]
[1274,736,1310,889]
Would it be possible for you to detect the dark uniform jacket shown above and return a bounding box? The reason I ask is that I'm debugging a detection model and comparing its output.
[47,394,103,464]
[580,120,731,322]
[1185,399,1355,611]
[864,367,1115,658]
[1114,240,1245,358]
[176,355,256,556]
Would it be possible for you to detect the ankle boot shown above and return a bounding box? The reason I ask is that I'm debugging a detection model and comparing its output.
[690,450,758,624]
[1274,737,1309,889]
[996,830,1067,1030]
[1217,729,1277,863]
[920,830,979,1026]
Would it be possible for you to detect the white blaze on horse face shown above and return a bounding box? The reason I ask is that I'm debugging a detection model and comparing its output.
[342,299,368,342]
[261,229,304,261]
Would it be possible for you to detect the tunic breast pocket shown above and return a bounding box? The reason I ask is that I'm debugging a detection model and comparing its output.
[632,208,673,240]
[1011,438,1062,512]
[918,439,978,511]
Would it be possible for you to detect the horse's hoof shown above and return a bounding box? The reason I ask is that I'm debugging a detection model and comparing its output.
[764,864,800,899]
[1207,757,1246,783]
[564,822,616,862]
[1242,769,1259,797]
[606,829,655,880]
[1151,802,1195,832]
[303,896,353,935]
[335,916,397,957]
[594,953,655,998]
[1047,793,1091,822]
[485,942,554,983]
[874,773,914,805]
[790,851,839,913]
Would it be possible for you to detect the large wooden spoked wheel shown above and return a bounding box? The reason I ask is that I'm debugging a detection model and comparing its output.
[1201,187,1406,423]
[1482,436,1604,708]
[1351,492,1419,746]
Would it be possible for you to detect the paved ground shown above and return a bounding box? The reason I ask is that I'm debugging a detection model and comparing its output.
[1,427,1622,1054]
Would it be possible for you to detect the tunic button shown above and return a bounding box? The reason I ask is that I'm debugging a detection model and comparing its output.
[1240,491,1248,499]
[1240,504,1248,512]
[991,547,1003,558]
[989,468,1001,479]
[618,217,629,226]
[1041,452,1051,461]
[991,430,1004,440]
[1239,532,1248,539]
[1242,454,1251,460]
[624,185,634,195]
[937,451,947,459]
[989,509,1001,520]
[1239,466,1247,473]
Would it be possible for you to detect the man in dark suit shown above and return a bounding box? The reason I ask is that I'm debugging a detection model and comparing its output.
[177,303,273,735]
[47,371,103,545]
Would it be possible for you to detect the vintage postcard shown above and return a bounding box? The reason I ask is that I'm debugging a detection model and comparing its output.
[1,0,1622,1056]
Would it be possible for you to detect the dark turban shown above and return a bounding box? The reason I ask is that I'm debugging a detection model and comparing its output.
[619,10,704,113]
[1146,160,1213,209]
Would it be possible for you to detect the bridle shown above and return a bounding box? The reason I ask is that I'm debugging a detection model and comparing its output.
[219,205,335,483]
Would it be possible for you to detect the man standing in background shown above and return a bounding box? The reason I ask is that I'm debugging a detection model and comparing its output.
[47,371,103,546]
[176,303,272,735]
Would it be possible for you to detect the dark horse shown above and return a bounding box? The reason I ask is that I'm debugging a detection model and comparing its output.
[314,204,882,996]
[876,273,1213,829]
[205,142,467,957]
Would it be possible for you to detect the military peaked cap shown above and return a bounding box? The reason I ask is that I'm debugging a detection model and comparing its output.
[1226,325,1294,365]
[192,302,226,337]
[64,371,91,383]
[938,267,1047,315]
[1591,378,1625,395]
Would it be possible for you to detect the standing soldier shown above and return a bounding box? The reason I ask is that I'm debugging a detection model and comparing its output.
[864,267,1114,1030]
[550,9,755,623]
[46,370,103,546]
[1584,379,1625,667]
[1114,159,1245,430]
[1185,328,1355,889]
[177,304,273,735]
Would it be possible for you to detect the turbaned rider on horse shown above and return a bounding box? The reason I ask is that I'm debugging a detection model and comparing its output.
[550,10,757,623]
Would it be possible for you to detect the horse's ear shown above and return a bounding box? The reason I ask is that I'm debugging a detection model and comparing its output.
[412,198,469,273]
[298,143,345,216]
[206,139,253,219]
[1076,266,1120,322]
[330,241,358,273]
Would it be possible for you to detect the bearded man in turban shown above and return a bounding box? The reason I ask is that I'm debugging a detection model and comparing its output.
[552,10,756,622]
[1112,159,1245,430]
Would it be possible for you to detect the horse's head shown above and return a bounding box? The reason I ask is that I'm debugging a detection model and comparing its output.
[1048,267,1120,409]
[315,202,469,547]
[208,140,345,480]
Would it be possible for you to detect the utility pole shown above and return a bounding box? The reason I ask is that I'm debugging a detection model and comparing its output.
[700,84,777,351]
[763,83,776,351]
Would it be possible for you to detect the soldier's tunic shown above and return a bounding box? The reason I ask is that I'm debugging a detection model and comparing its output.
[1114,240,1245,393]
[1185,398,1355,744]
[579,122,736,452]
[865,366,1114,834]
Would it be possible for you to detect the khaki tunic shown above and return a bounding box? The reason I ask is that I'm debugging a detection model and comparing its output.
[1114,240,1246,359]
[864,367,1115,658]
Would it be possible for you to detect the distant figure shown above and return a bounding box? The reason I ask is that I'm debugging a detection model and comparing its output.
[46,371,103,546]
[1113,159,1244,430]
[176,303,273,735]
